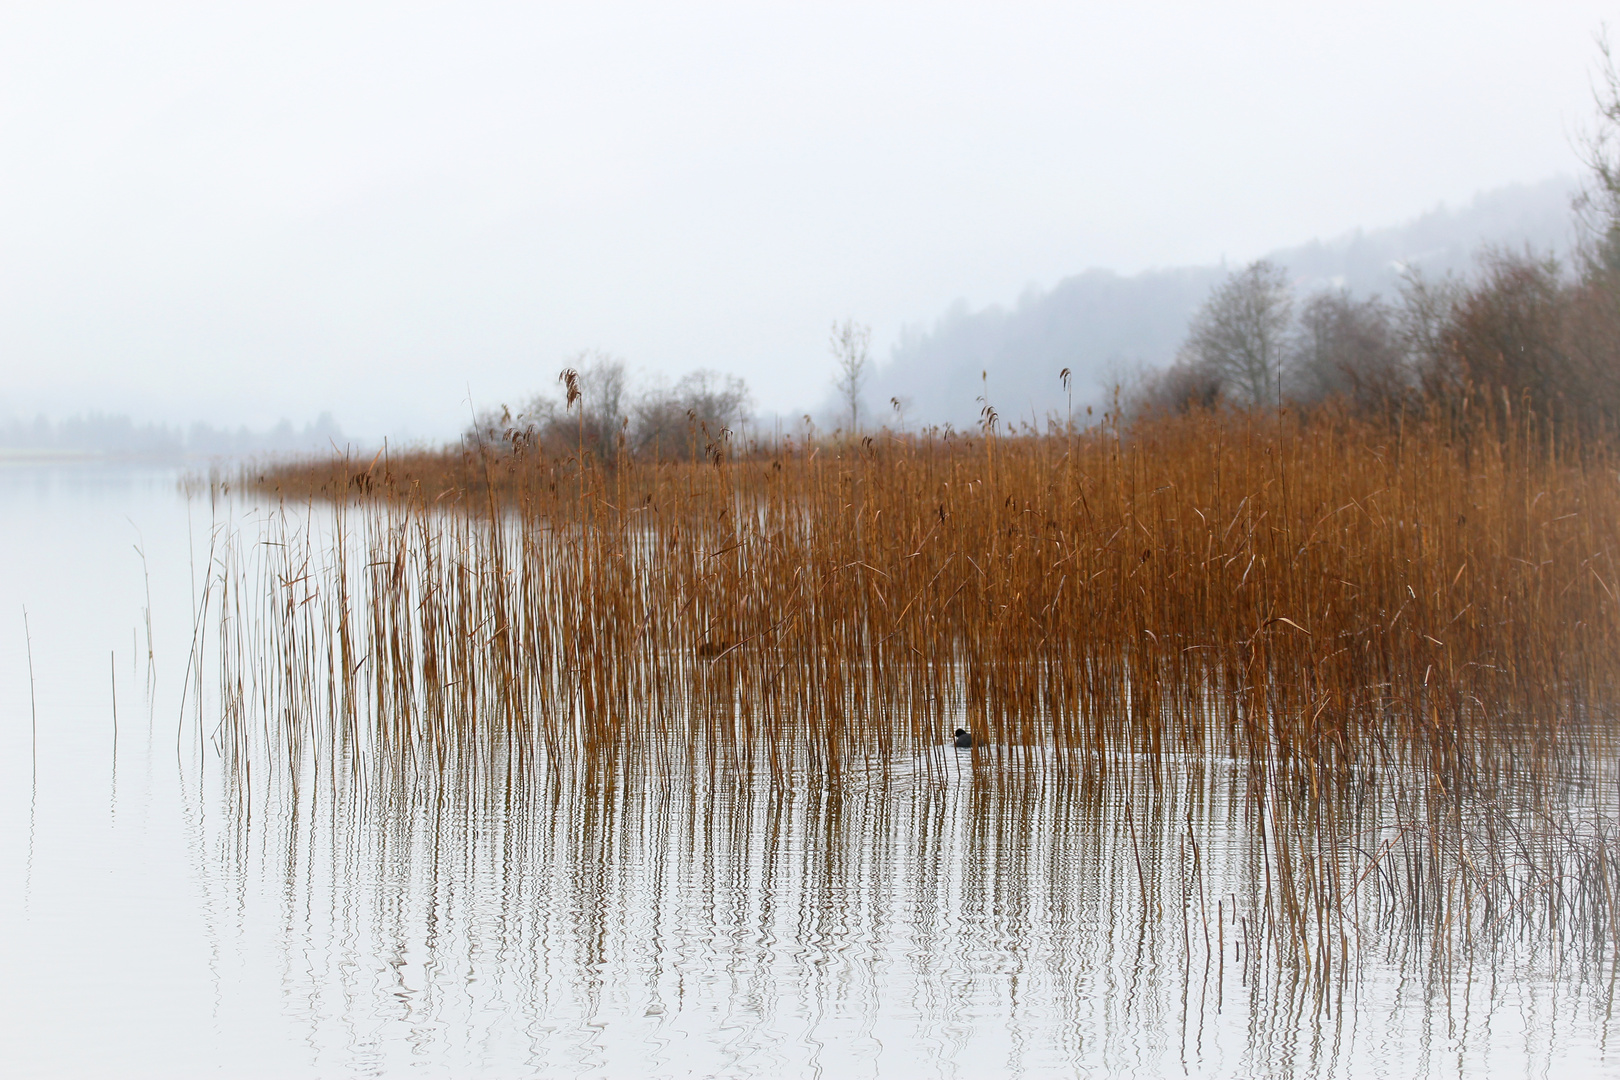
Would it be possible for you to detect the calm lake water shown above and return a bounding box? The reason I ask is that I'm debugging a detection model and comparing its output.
[1,463,1615,1078]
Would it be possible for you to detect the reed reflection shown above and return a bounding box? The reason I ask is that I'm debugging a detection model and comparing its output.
[194,719,1618,1076]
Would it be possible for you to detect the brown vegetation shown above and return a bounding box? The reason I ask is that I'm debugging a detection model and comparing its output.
[232,396,1620,767]
[210,398,1620,983]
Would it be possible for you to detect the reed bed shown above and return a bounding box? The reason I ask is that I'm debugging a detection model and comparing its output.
[204,398,1620,980]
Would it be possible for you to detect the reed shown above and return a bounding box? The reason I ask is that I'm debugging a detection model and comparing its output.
[207,396,1620,976]
[237,398,1620,751]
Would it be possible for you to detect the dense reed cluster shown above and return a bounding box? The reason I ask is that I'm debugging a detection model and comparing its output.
[205,396,1620,981]
[234,398,1619,765]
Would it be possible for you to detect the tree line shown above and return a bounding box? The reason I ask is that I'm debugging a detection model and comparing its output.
[1141,46,1620,430]
[0,411,344,460]
[1137,243,1620,432]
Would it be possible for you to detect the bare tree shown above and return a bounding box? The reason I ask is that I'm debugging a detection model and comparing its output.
[1179,260,1294,407]
[830,319,872,430]
[1575,32,1620,276]
[541,350,630,461]
[1288,290,1407,407]
[674,369,751,434]
[1430,249,1574,409]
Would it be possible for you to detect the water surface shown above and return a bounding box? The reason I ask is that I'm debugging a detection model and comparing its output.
[0,464,1613,1077]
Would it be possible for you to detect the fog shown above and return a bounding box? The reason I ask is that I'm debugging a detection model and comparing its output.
[0,2,1610,440]
[881,176,1580,428]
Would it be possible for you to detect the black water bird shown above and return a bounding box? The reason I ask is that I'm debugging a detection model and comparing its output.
[953,728,974,749]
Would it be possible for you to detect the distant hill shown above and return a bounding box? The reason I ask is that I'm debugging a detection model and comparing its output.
[872,176,1579,427]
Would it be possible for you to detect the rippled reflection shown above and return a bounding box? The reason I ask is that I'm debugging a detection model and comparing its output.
[189,736,1618,1077]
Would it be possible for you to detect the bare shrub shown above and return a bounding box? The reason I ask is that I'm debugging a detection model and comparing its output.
[632,369,752,460]
[468,354,751,464]
[1129,358,1225,416]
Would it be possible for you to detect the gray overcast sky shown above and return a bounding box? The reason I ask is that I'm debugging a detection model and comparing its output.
[0,2,1611,438]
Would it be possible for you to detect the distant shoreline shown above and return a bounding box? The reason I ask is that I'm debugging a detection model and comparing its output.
[0,448,236,466]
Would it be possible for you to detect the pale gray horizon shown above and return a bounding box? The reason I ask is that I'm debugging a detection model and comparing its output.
[1,2,1612,441]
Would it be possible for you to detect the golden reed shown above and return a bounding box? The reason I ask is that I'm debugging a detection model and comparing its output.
[229,397,1618,772]
[201,395,1620,986]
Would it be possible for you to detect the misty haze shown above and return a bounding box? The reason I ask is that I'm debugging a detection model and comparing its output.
[5,6,1620,1079]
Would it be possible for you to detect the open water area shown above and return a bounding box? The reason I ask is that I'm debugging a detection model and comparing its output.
[2,462,1616,1078]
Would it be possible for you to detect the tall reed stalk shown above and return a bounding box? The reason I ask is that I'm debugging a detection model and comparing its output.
[210,398,1620,970]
